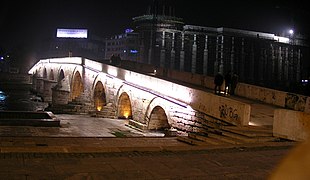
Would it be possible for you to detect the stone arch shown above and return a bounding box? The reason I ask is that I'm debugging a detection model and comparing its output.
[58,69,65,82]
[70,71,84,100]
[43,68,47,79]
[117,92,132,119]
[49,69,54,80]
[148,105,170,130]
[38,67,43,78]
[93,81,107,111]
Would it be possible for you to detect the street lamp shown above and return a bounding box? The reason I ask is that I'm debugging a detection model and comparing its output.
[289,29,294,35]
[288,29,294,45]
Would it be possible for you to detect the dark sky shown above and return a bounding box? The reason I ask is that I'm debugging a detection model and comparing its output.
[0,0,309,56]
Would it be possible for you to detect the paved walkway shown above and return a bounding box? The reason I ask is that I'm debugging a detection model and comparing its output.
[0,113,296,155]
[0,143,293,179]
[154,73,280,127]
[0,113,294,153]
[229,95,276,126]
[0,114,167,138]
[0,114,298,179]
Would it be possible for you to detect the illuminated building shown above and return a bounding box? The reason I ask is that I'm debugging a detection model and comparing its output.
[104,29,140,61]
[126,0,309,93]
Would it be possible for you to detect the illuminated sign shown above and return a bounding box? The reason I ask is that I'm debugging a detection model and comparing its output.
[130,50,138,54]
[56,29,88,38]
[125,28,134,33]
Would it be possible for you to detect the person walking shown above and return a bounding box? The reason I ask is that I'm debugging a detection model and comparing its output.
[110,54,117,65]
[214,72,224,95]
[224,71,232,95]
[230,73,239,95]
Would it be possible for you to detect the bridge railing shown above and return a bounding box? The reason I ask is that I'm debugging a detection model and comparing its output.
[118,60,310,114]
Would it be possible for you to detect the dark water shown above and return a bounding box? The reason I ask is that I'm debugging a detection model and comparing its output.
[0,85,48,111]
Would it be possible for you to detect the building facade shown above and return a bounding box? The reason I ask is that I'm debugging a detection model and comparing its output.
[104,1,309,94]
[104,29,140,62]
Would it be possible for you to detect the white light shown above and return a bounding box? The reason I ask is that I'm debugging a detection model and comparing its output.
[56,29,88,38]
[85,59,102,71]
[49,57,82,65]
[124,71,192,104]
[274,36,290,44]
[107,67,118,77]
[289,29,294,35]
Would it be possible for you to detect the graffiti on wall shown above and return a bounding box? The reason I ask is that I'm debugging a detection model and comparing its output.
[305,97,310,113]
[219,104,240,123]
[285,93,307,112]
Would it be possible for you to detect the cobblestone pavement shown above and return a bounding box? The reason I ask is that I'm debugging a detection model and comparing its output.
[0,144,293,179]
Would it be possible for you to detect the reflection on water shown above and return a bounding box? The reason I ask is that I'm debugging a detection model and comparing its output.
[0,88,48,112]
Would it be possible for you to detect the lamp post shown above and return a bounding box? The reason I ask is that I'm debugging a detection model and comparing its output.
[288,29,294,45]
[289,29,294,35]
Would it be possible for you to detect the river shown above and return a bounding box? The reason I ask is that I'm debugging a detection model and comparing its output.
[0,84,48,112]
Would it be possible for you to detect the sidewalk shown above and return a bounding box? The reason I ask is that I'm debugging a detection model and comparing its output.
[0,114,296,154]
[0,114,164,138]
[228,94,276,126]
[159,74,279,127]
[0,114,298,179]
[0,139,294,180]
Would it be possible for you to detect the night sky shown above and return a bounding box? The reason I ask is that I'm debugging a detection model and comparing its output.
[0,0,309,66]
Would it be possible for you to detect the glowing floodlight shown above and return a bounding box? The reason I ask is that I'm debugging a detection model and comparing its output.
[96,106,102,111]
[289,29,294,35]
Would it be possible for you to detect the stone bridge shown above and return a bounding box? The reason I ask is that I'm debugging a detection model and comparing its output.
[28,57,253,135]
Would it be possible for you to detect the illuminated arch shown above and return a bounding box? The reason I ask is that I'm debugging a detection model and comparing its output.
[117,92,132,119]
[70,71,84,100]
[93,81,107,111]
[148,106,170,130]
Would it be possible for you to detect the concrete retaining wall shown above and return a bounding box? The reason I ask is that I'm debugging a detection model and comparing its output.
[273,109,310,141]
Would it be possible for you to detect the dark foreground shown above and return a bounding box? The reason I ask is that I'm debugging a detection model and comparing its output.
[0,136,295,180]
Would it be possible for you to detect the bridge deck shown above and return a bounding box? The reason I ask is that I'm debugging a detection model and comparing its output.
[152,73,278,127]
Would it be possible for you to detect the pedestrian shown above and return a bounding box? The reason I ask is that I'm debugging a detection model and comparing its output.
[115,54,122,66]
[110,54,116,65]
[224,71,232,95]
[214,72,224,95]
[230,73,239,95]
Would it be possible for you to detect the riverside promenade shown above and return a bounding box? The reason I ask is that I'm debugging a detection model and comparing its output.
[0,114,297,179]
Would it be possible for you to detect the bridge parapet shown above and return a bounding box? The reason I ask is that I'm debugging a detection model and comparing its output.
[104,64,251,126]
[119,60,310,113]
